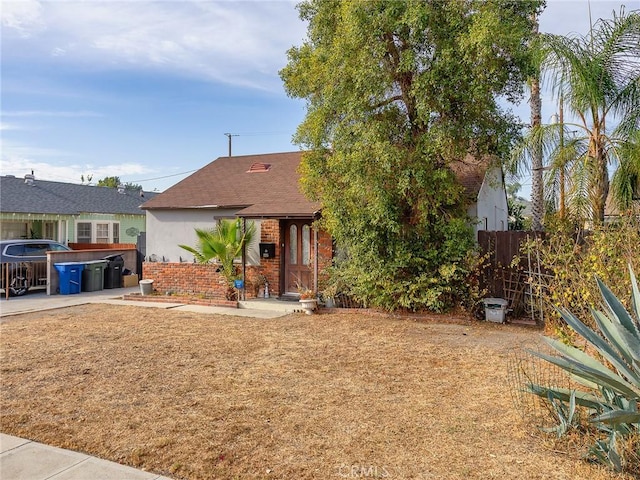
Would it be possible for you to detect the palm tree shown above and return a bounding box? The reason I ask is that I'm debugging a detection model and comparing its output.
[539,8,640,225]
[529,13,544,231]
[610,129,640,212]
[179,219,256,299]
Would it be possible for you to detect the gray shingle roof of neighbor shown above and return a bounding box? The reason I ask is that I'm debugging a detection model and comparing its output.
[0,175,158,215]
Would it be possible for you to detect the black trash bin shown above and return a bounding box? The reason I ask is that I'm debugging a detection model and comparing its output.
[103,254,124,289]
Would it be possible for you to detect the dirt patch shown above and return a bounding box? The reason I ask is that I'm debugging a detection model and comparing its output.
[0,305,630,479]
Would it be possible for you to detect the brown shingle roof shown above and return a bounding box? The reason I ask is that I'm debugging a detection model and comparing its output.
[142,151,496,217]
[449,154,496,200]
[141,152,321,217]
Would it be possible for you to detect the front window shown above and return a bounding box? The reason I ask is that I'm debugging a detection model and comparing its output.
[112,223,120,243]
[77,223,91,242]
[96,224,109,243]
[76,221,119,243]
[289,224,298,264]
[302,224,311,266]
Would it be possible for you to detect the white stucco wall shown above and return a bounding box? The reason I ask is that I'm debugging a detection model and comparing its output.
[145,209,261,265]
[471,166,508,237]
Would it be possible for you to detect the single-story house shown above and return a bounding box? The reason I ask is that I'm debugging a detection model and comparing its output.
[141,151,508,299]
[0,174,157,244]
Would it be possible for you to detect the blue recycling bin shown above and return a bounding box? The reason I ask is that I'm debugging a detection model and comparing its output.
[55,262,85,295]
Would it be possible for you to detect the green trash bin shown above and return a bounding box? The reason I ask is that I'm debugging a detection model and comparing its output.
[82,260,107,292]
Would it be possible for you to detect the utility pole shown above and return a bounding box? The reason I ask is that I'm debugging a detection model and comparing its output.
[224,133,239,157]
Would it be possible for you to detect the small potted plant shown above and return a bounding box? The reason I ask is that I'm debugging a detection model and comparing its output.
[297,286,318,315]
[321,283,338,308]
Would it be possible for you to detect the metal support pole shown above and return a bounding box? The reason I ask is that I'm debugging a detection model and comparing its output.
[224,133,238,157]
[313,225,319,294]
[241,218,246,301]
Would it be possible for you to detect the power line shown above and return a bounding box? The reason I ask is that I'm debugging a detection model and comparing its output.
[224,131,291,137]
[126,169,198,183]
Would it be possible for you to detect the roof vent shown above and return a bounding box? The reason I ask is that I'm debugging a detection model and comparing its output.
[246,162,271,173]
[24,172,35,186]
[117,184,125,194]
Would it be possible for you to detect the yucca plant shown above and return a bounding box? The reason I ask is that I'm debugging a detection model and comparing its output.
[526,265,640,472]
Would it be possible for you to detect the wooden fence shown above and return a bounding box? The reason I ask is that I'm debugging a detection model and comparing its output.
[68,243,136,250]
[477,230,544,316]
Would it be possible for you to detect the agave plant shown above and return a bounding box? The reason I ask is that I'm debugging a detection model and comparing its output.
[526,265,640,471]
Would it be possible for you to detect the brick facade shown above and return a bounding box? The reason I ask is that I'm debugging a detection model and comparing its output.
[315,229,334,289]
[142,262,229,298]
[142,219,333,301]
[256,219,281,297]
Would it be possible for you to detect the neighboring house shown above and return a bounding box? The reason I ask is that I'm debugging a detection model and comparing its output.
[451,154,509,235]
[141,151,508,299]
[0,174,157,244]
[604,186,640,223]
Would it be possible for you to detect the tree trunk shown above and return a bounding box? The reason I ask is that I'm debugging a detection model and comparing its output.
[558,96,565,219]
[591,151,609,225]
[529,16,544,231]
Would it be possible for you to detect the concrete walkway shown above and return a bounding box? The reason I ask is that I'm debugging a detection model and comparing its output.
[0,287,298,478]
[0,287,295,319]
[1,433,172,480]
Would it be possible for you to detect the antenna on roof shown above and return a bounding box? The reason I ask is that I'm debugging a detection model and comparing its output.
[224,133,239,157]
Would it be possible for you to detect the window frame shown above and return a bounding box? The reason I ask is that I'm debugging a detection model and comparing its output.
[75,221,121,244]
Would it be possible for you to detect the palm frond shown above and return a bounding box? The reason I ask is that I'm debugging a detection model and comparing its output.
[566,155,592,221]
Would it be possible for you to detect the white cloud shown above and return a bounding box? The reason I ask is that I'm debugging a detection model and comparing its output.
[2,110,103,118]
[0,155,151,186]
[1,0,306,90]
[0,122,20,131]
[1,0,44,37]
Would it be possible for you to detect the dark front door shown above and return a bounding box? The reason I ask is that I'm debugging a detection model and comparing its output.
[283,220,313,294]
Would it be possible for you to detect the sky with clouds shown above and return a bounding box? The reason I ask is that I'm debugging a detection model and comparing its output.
[0,0,634,193]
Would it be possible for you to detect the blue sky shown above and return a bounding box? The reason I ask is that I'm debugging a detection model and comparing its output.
[0,0,634,194]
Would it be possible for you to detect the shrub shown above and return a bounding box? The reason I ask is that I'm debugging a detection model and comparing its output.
[522,215,640,335]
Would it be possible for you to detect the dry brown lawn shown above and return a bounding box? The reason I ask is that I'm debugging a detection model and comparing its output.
[0,305,633,479]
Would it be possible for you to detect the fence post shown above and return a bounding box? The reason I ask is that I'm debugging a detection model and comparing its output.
[4,263,9,300]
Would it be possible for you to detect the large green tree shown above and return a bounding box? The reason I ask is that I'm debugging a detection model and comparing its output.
[281,0,543,311]
[96,176,143,191]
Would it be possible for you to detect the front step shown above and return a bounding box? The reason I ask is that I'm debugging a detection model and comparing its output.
[238,298,302,313]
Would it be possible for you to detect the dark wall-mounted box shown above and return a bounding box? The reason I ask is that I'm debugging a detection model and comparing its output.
[259,243,276,259]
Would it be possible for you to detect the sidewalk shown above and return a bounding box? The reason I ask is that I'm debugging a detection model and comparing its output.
[0,433,172,480]
[0,287,292,319]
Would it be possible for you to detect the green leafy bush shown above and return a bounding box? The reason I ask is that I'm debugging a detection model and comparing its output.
[327,216,481,312]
